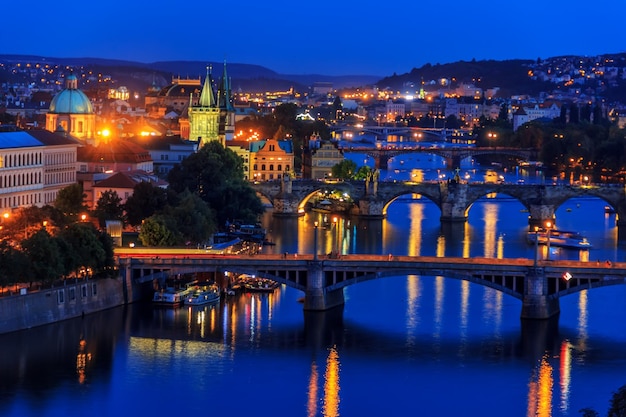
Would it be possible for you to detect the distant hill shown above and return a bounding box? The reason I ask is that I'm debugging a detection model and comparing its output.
[377,59,545,97]
[0,54,382,93]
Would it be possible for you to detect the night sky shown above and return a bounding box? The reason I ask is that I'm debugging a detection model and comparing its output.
[3,0,624,76]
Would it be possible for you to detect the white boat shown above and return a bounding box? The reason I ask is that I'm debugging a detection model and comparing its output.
[527,229,592,249]
[153,281,196,307]
[185,285,220,306]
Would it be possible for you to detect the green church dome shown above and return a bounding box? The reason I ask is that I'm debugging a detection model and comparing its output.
[49,74,93,114]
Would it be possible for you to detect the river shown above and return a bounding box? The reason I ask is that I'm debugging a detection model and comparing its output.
[0,186,625,416]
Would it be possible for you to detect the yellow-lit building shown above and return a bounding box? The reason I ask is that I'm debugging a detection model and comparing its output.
[302,136,344,180]
[45,74,96,143]
[249,139,294,181]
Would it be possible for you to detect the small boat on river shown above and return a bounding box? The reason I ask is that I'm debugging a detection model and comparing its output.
[185,285,220,306]
[527,228,592,249]
[153,283,195,307]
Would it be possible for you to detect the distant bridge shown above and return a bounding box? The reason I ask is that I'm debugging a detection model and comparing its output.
[117,250,626,320]
[338,145,537,169]
[251,179,626,234]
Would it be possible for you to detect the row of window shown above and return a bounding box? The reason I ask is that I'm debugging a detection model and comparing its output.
[57,282,98,304]
[0,152,42,168]
[0,192,42,208]
[0,171,42,188]
[252,164,290,172]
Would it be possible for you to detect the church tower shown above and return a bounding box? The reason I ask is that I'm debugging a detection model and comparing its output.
[188,66,221,147]
[217,61,235,142]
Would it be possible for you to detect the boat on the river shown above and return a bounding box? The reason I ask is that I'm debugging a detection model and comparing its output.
[185,285,220,306]
[527,228,592,249]
[153,283,195,307]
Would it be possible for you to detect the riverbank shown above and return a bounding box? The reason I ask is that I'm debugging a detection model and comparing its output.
[0,277,126,334]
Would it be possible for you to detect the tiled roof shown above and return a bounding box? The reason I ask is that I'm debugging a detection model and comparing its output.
[78,141,152,163]
[93,170,167,189]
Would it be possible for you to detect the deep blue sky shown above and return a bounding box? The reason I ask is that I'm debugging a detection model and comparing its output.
[3,0,624,77]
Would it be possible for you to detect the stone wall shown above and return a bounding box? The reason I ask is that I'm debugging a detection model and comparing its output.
[0,278,126,335]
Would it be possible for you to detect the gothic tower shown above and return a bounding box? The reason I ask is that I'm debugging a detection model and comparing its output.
[188,66,221,147]
[217,61,235,142]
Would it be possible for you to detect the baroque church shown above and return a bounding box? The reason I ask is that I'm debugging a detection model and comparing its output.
[45,74,96,143]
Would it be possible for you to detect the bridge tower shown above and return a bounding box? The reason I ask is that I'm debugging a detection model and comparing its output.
[272,172,303,217]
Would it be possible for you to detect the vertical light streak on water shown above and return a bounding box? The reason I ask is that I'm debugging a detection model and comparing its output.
[407,202,424,256]
[537,355,554,417]
[482,288,503,334]
[576,290,588,355]
[497,234,504,259]
[526,355,554,417]
[405,275,421,348]
[323,346,340,417]
[249,296,256,342]
[463,222,471,258]
[433,276,445,342]
[459,280,470,336]
[483,202,499,258]
[436,235,445,257]
[197,309,205,339]
[307,361,319,417]
[559,340,572,413]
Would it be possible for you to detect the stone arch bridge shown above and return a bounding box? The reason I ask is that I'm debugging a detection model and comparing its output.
[252,179,626,234]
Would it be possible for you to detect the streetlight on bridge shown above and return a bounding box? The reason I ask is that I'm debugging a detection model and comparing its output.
[545,221,553,261]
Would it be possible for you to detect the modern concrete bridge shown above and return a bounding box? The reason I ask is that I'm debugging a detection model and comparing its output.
[252,178,626,233]
[116,251,626,320]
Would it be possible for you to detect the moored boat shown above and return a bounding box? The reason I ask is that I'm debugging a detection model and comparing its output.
[153,285,195,307]
[185,285,220,306]
[527,228,592,249]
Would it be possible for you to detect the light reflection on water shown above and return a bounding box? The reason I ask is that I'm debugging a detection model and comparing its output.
[0,194,625,417]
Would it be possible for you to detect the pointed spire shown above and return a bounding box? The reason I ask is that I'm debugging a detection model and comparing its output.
[218,60,234,111]
[198,65,216,107]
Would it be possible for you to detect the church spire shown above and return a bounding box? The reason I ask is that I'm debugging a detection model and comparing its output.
[218,60,234,111]
[199,65,216,107]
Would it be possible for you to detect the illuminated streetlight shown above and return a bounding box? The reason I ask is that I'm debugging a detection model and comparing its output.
[545,220,553,261]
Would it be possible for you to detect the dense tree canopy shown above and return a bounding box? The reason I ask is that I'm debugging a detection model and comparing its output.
[167,141,264,227]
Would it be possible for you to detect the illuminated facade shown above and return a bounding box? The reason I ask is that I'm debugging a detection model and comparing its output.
[0,130,80,210]
[188,67,221,147]
[249,139,294,181]
[45,74,96,143]
[302,136,344,180]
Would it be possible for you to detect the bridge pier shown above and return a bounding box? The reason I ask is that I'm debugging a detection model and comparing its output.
[439,181,469,223]
[303,261,345,311]
[520,268,560,319]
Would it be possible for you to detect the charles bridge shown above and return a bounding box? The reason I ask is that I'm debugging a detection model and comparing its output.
[251,177,626,234]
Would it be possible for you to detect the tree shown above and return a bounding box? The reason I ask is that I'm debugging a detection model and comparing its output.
[139,215,179,246]
[54,183,87,222]
[21,229,63,285]
[608,384,626,417]
[124,182,171,226]
[331,159,357,180]
[167,141,264,227]
[57,223,107,277]
[166,190,216,245]
[93,190,124,228]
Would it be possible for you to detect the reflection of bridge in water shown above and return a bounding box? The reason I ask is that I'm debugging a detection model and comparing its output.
[117,251,626,320]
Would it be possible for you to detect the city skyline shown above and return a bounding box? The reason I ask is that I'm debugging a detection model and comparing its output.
[2,0,625,77]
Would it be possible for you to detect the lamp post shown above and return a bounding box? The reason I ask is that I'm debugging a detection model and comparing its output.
[545,221,552,261]
[313,221,319,261]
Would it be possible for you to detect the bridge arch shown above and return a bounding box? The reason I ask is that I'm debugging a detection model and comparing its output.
[325,269,524,301]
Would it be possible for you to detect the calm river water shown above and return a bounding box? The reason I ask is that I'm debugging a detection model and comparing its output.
[1,176,625,416]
